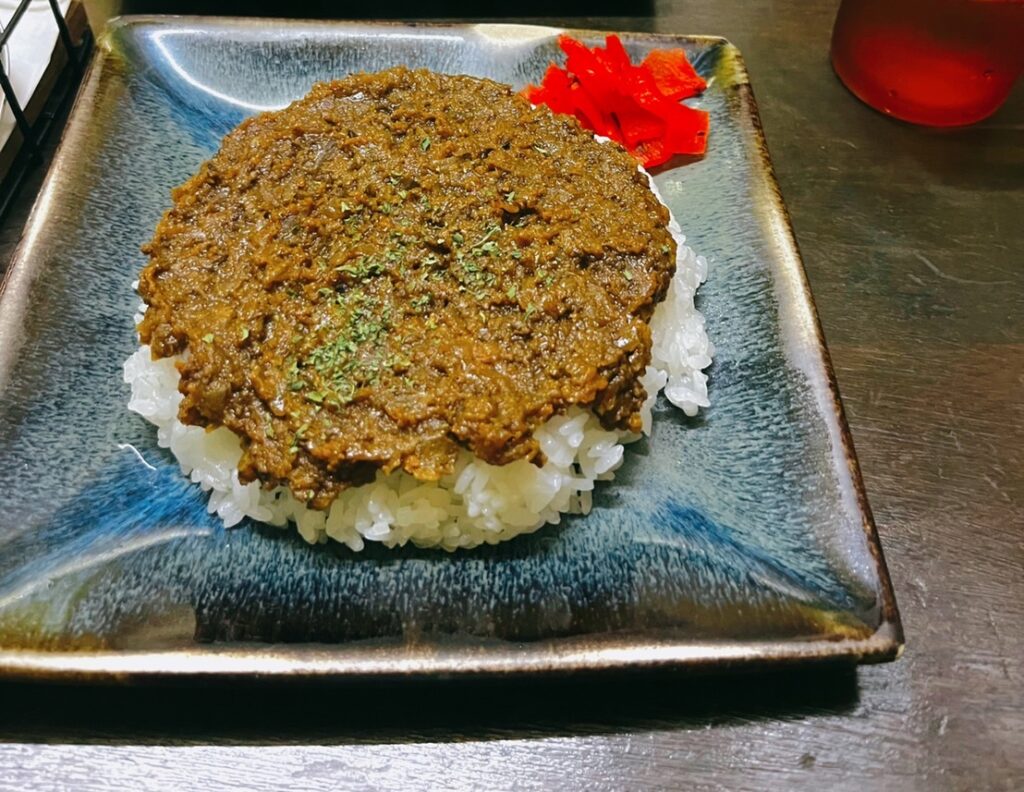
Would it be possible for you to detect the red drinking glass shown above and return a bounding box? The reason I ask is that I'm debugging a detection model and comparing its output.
[831,0,1024,126]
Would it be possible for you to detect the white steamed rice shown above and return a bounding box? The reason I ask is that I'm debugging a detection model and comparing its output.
[124,172,712,551]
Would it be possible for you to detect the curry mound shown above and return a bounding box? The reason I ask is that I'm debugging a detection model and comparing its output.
[138,67,677,510]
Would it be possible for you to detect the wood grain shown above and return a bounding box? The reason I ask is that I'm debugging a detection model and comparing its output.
[0,1,1022,789]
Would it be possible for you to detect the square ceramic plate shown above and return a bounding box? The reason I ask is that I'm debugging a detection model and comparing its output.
[0,17,902,681]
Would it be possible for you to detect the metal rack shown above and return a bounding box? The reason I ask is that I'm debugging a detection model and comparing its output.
[0,0,92,219]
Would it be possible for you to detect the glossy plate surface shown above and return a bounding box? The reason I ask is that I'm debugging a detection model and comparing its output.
[0,17,901,680]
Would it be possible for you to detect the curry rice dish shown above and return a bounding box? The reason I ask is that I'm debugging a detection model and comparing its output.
[125,67,713,550]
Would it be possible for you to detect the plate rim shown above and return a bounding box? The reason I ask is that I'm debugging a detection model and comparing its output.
[0,15,903,682]
[0,622,903,683]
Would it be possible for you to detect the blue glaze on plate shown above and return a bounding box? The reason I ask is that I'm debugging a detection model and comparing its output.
[0,20,899,674]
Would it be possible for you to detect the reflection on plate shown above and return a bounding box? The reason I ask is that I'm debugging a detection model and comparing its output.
[0,18,902,681]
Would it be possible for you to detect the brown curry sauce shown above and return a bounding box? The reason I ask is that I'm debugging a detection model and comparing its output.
[138,68,676,508]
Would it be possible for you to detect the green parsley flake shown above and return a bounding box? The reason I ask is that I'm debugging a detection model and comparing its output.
[336,256,384,281]
[421,137,431,151]
[470,225,500,249]
[303,292,392,402]
[202,333,214,344]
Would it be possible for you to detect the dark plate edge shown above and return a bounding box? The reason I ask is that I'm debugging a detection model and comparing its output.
[0,43,110,388]
[0,17,903,682]
[0,625,902,683]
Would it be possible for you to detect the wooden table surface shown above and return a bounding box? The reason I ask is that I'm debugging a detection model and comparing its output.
[1,2,1021,789]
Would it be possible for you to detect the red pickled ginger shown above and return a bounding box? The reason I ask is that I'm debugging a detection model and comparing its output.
[521,35,709,168]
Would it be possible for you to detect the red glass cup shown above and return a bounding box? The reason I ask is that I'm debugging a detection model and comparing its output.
[831,0,1024,126]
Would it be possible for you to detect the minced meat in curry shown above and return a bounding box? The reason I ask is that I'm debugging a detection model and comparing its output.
[138,67,676,508]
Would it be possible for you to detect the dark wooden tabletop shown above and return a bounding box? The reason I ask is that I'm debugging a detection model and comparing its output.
[1,2,1022,789]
